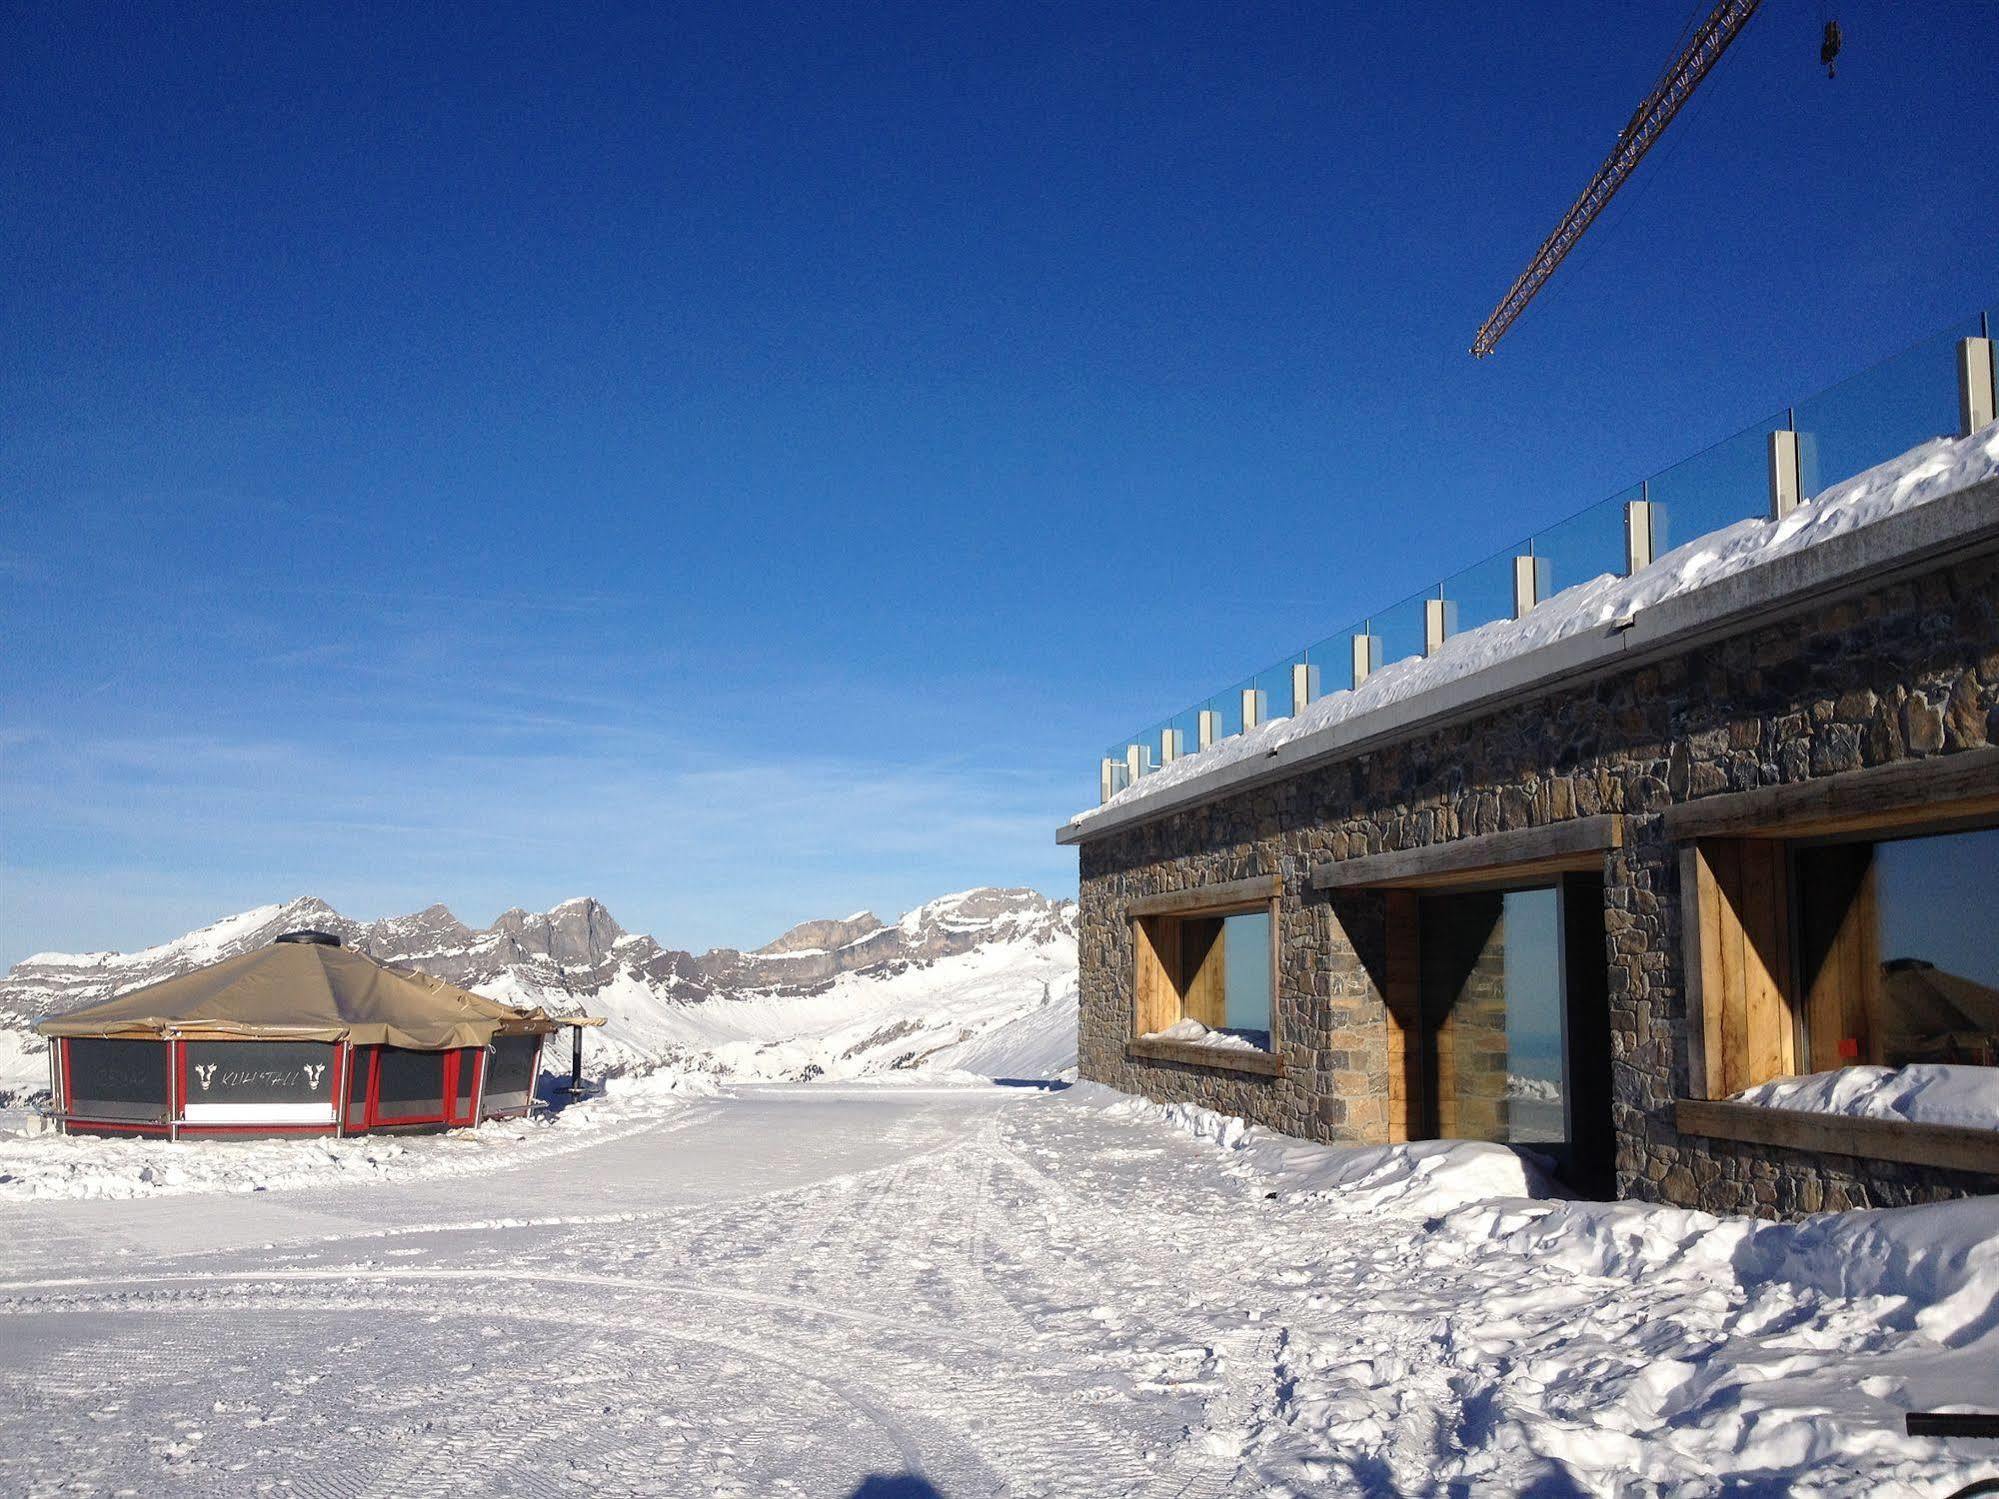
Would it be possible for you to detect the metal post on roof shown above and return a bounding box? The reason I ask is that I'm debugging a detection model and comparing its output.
[1351,631,1380,689]
[1197,709,1221,750]
[1513,552,1548,618]
[1960,334,1996,436]
[1768,425,1803,521]
[1625,484,1657,575]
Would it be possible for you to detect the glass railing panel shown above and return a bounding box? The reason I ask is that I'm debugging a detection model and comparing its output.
[1164,703,1204,764]
[1250,657,1297,725]
[1091,307,1994,792]
[1303,626,1363,696]
[1531,487,1634,601]
[1442,544,1524,639]
[1794,315,1979,499]
[1367,589,1430,673]
[1645,415,1776,559]
[1218,674,1256,739]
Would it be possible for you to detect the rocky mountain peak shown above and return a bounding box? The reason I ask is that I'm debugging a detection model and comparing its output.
[755,912,885,957]
[1,885,1077,1026]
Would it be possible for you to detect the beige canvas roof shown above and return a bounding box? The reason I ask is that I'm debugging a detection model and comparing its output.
[36,940,557,1049]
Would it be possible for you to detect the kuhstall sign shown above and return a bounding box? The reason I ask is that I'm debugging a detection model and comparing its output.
[180,1040,340,1123]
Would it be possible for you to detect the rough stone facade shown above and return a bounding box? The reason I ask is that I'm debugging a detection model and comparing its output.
[1076,548,1999,1220]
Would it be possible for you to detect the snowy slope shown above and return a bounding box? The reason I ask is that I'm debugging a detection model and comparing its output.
[0,888,1080,1100]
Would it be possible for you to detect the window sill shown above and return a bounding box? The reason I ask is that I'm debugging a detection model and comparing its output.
[1676,1098,1999,1176]
[1127,1035,1283,1077]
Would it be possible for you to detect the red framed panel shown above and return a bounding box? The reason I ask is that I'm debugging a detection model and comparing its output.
[365,1046,450,1129]
[445,1048,482,1127]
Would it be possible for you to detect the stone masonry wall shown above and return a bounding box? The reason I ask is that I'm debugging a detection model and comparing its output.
[1075,548,1999,1219]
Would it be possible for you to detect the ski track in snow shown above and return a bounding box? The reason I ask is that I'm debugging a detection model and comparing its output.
[0,1086,1994,1496]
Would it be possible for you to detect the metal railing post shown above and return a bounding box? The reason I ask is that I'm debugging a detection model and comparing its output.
[1960,334,1996,436]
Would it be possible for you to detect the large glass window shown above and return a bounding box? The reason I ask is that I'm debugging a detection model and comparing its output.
[1420,887,1567,1146]
[1133,901,1277,1053]
[1220,911,1273,1045]
[1797,825,1999,1070]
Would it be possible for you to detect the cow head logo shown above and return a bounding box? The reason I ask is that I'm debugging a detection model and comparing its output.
[303,1064,326,1089]
[193,1063,217,1092]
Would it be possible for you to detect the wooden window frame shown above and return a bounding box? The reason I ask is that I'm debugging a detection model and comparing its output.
[1674,752,1999,1174]
[1125,874,1284,1077]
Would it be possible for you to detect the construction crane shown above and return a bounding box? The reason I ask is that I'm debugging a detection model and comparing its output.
[1471,0,1765,358]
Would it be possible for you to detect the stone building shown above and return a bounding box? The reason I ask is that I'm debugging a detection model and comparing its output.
[1059,354,1999,1220]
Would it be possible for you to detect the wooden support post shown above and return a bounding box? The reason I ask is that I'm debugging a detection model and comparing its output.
[1125,743,1149,784]
[1197,709,1221,750]
[1100,757,1117,804]
[1241,688,1266,730]
[1625,496,1657,575]
[1351,633,1380,689]
[1768,428,1803,520]
[1160,727,1184,765]
[1291,662,1319,715]
[1961,336,1996,436]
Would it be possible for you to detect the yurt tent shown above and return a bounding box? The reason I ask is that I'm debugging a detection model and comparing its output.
[36,931,557,1137]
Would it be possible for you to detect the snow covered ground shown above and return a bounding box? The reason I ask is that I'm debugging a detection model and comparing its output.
[2,1080,1996,1496]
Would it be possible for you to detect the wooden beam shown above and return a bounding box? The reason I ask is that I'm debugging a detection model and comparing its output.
[1661,748,1999,841]
[1132,917,1182,1038]
[1676,1098,1999,1177]
[1127,873,1282,918]
[1311,816,1624,892]
[1682,843,1723,1099]
[1126,1035,1283,1077]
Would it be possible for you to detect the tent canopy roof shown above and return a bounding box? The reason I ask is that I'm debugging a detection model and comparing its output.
[36,939,556,1049]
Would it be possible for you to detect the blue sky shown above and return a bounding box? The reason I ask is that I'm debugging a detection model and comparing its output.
[4,2,1995,963]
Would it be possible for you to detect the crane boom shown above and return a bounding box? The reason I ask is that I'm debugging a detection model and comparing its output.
[1471,0,1762,358]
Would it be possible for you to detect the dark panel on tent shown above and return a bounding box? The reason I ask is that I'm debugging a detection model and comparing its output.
[346,1045,371,1128]
[66,1038,169,1122]
[483,1035,539,1114]
[454,1048,478,1108]
[373,1047,446,1121]
[182,1041,338,1108]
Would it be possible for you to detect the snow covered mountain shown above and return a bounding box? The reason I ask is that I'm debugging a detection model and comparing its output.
[0,888,1079,1095]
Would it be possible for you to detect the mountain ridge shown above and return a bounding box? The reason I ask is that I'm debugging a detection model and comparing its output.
[0,887,1077,1027]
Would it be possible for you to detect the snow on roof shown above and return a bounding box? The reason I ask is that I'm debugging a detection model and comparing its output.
[1067,421,1999,835]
